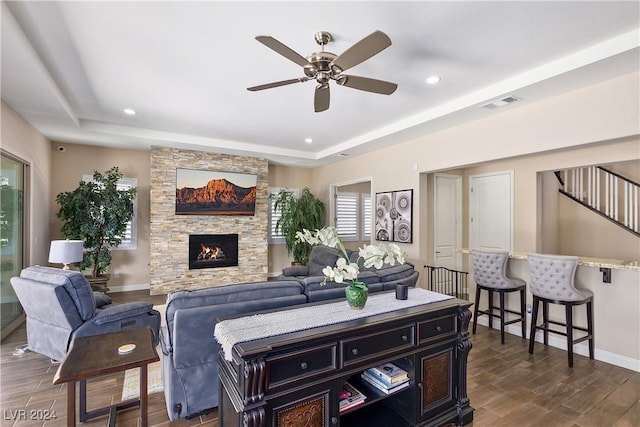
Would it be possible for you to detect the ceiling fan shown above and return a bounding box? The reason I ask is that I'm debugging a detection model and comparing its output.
[247,30,398,113]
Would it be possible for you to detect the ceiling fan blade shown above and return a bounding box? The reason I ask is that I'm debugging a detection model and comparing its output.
[247,77,309,91]
[255,36,313,68]
[337,75,397,95]
[331,30,392,72]
[314,84,330,112]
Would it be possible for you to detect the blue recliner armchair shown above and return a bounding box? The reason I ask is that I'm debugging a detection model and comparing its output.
[10,266,160,361]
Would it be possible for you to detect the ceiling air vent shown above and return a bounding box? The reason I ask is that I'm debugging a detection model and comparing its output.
[482,96,520,109]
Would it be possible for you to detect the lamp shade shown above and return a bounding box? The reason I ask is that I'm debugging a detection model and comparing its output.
[49,240,84,269]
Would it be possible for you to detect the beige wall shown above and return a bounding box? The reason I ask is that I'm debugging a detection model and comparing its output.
[1,101,52,266]
[50,143,151,289]
[459,140,640,257]
[310,72,640,364]
[267,164,315,274]
[312,72,640,266]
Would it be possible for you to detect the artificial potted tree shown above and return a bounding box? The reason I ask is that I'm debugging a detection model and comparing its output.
[55,167,136,292]
[271,187,325,265]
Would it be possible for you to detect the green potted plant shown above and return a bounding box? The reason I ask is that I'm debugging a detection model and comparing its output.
[271,187,325,265]
[55,167,136,291]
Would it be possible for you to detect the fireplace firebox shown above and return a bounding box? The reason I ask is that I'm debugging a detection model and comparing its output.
[189,234,238,270]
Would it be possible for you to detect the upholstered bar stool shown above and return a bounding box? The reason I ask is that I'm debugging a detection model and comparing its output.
[527,253,594,367]
[471,249,527,344]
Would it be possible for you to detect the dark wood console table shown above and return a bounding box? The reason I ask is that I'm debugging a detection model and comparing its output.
[218,293,473,427]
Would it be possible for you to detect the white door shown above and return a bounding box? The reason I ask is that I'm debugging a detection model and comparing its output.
[434,174,462,269]
[469,171,513,251]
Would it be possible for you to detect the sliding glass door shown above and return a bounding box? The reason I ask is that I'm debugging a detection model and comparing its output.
[0,151,26,335]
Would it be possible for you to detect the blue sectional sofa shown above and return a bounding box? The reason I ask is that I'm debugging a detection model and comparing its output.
[160,246,419,420]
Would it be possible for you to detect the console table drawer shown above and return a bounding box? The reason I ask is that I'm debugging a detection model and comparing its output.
[342,324,415,366]
[266,343,337,389]
[418,315,456,344]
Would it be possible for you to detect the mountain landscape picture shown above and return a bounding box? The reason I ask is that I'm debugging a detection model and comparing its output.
[175,168,257,215]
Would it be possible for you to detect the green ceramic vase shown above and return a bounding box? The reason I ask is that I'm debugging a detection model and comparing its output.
[345,283,368,309]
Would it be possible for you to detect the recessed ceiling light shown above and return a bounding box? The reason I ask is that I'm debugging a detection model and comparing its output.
[304,138,313,144]
[425,75,441,85]
[123,108,136,116]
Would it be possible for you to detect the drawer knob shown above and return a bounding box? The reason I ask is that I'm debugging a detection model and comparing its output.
[300,362,308,370]
[435,325,442,332]
[351,348,359,355]
[331,416,338,424]
[401,334,408,342]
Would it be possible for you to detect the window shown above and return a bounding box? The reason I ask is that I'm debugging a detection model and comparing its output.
[362,193,372,239]
[336,192,359,240]
[82,175,137,250]
[335,191,372,242]
[0,150,27,333]
[268,187,298,243]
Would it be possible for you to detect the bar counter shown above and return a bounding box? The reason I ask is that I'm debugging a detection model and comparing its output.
[456,249,640,272]
[456,248,640,372]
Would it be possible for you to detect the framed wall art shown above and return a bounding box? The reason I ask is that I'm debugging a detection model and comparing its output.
[375,189,413,243]
[175,168,257,215]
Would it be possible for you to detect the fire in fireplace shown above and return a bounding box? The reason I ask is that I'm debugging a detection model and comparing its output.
[189,234,238,269]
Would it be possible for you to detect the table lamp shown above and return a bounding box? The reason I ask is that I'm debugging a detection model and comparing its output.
[49,239,84,270]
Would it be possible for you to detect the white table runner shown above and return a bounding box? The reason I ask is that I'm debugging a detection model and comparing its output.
[214,288,453,361]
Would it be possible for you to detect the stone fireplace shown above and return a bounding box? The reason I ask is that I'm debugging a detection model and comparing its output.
[189,234,239,270]
[150,147,268,294]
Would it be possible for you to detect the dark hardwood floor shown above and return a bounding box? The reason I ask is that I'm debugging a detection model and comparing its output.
[1,290,637,426]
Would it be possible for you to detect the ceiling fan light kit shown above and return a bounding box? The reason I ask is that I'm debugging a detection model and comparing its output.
[247,30,398,112]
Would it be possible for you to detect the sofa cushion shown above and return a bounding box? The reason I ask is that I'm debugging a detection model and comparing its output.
[281,265,309,276]
[20,266,96,321]
[374,262,416,282]
[381,271,420,290]
[93,292,112,308]
[307,246,340,276]
[92,301,154,325]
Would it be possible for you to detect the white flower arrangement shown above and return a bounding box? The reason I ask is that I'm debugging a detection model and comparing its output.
[296,226,406,290]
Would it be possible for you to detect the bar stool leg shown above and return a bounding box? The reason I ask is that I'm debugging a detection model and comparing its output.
[542,301,549,346]
[587,300,594,360]
[499,291,506,344]
[529,297,539,354]
[472,285,481,335]
[520,288,527,338]
[566,303,574,368]
[488,289,494,330]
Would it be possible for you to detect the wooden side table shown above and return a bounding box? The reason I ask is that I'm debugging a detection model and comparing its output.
[53,327,159,427]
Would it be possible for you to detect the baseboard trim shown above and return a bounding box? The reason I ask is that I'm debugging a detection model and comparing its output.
[475,317,640,372]
[108,283,150,293]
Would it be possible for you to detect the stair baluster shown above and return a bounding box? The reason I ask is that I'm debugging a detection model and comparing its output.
[557,166,639,237]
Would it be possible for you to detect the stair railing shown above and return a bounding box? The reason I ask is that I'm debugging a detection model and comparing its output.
[557,166,639,237]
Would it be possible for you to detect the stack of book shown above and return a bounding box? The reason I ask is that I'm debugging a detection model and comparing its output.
[339,381,367,412]
[360,362,410,395]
